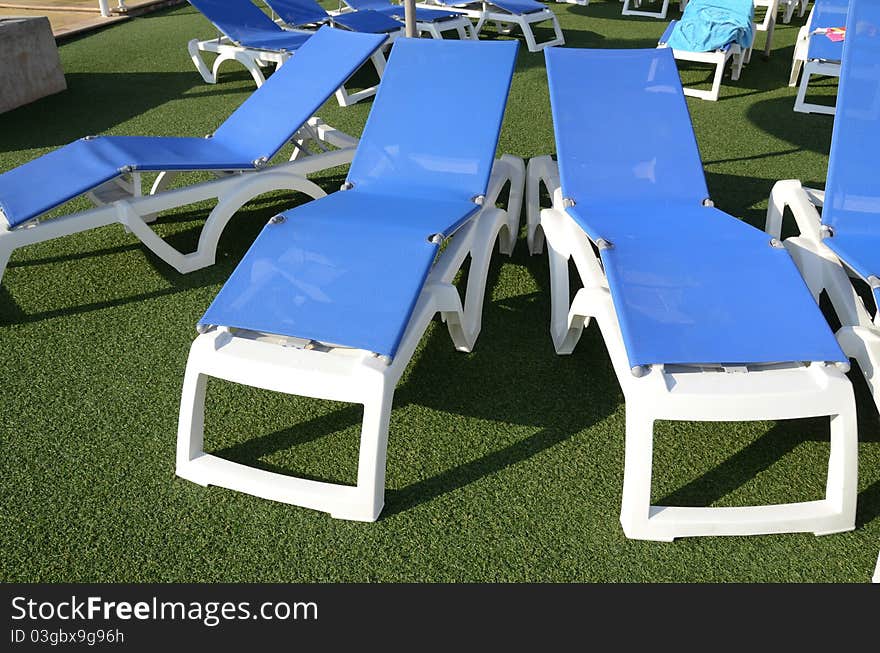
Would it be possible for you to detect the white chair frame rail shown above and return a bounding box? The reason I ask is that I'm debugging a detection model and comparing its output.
[418,1,564,52]
[621,0,685,20]
[525,155,858,541]
[188,34,389,106]
[175,155,525,522]
[0,119,357,284]
[789,25,839,115]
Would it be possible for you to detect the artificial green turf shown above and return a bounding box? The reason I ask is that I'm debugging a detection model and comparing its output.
[1,1,877,582]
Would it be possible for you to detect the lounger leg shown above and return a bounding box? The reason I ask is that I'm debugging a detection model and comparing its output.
[873,551,880,583]
[188,39,216,84]
[794,67,812,113]
[619,407,668,541]
[0,242,12,286]
[525,155,560,255]
[176,365,209,478]
[335,382,394,521]
[120,170,327,274]
[708,55,726,101]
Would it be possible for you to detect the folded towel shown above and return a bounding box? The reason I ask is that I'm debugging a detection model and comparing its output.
[665,0,754,52]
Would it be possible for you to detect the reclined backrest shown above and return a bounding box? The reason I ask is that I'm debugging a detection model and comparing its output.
[808,0,850,61]
[544,45,846,368]
[346,37,518,203]
[546,47,709,223]
[188,0,283,43]
[821,0,880,238]
[263,0,330,26]
[212,27,386,161]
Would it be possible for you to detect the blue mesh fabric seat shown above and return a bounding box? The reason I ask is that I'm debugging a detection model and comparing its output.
[523,45,856,542]
[263,0,403,34]
[0,28,386,285]
[768,0,880,407]
[175,38,527,523]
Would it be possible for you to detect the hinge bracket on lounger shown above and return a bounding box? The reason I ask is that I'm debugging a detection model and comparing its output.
[769,238,784,248]
[868,275,880,290]
[595,238,614,251]
[631,365,650,378]
[83,135,98,141]
[563,197,576,208]
[471,195,485,206]
[119,165,135,174]
[204,133,214,139]
[269,214,285,225]
[196,323,214,334]
[253,157,269,169]
[820,224,834,239]
[340,181,354,191]
[702,198,714,207]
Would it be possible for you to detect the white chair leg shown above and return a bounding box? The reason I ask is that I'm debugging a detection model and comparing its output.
[619,405,666,541]
[188,39,216,84]
[873,551,880,583]
[340,381,394,522]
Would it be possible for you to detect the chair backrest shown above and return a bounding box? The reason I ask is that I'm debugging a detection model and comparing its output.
[346,38,518,203]
[188,0,284,43]
[345,0,388,10]
[546,47,709,217]
[213,27,386,161]
[263,0,329,26]
[822,0,880,233]
[807,0,849,61]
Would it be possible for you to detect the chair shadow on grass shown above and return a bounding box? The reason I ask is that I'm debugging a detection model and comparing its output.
[747,95,836,156]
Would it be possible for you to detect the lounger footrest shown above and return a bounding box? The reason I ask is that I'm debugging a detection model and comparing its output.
[632,501,853,540]
[178,454,375,520]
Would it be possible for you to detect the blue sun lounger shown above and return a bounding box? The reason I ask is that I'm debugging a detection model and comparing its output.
[526,46,856,541]
[769,0,880,441]
[262,0,403,35]
[0,28,386,287]
[343,0,478,39]
[187,0,387,104]
[175,38,526,522]
[790,0,849,114]
[419,0,564,51]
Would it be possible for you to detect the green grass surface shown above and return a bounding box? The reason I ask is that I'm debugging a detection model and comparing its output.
[1,1,877,582]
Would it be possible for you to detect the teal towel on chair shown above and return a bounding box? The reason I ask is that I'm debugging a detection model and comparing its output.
[666,0,754,52]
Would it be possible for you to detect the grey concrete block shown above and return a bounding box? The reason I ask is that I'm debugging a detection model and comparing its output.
[0,17,67,115]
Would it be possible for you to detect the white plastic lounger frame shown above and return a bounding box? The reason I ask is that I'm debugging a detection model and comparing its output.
[417,1,564,52]
[621,0,684,20]
[790,27,839,115]
[526,156,857,541]
[767,183,880,417]
[416,14,479,40]
[0,120,356,285]
[874,551,879,582]
[188,35,389,106]
[658,36,750,102]
[176,155,525,522]
[781,0,808,24]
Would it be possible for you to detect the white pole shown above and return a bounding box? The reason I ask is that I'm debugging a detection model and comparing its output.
[404,0,417,37]
[98,0,110,16]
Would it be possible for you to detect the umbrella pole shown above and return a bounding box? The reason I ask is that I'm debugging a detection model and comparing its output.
[404,0,417,37]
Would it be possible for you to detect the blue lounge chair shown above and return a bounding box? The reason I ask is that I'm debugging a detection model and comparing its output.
[262,0,403,35]
[526,46,856,541]
[769,0,880,437]
[187,0,387,104]
[790,0,848,114]
[343,0,478,39]
[175,38,526,522]
[0,28,386,287]
[657,0,756,101]
[419,0,564,51]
